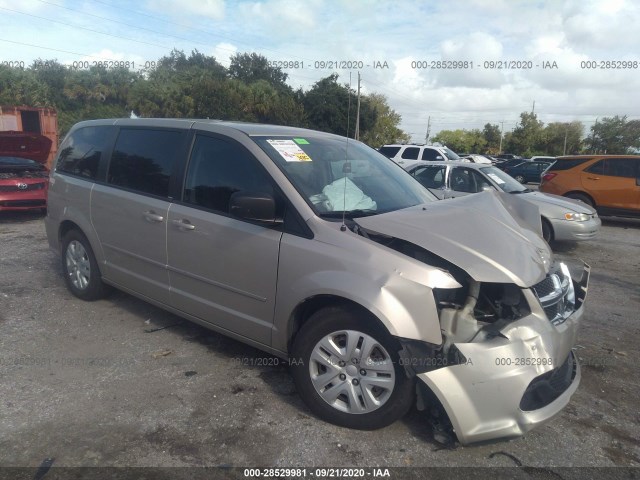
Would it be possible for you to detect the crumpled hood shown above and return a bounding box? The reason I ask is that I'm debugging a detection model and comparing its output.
[355,191,551,287]
[521,191,596,214]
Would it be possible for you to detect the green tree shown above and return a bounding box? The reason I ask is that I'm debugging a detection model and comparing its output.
[540,121,584,155]
[482,123,502,153]
[228,52,289,91]
[589,115,640,154]
[302,74,376,137]
[506,112,544,156]
[359,93,409,147]
[431,129,486,153]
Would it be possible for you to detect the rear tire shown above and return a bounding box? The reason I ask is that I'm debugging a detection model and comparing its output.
[515,175,525,183]
[291,306,414,430]
[61,229,107,301]
[565,192,594,208]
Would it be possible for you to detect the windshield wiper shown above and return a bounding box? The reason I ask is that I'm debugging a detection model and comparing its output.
[319,209,380,219]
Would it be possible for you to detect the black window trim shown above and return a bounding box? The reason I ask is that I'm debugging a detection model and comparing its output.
[54,125,118,183]
[102,126,191,202]
[174,130,313,239]
[401,146,421,160]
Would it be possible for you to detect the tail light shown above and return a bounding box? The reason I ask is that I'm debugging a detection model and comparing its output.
[542,172,557,183]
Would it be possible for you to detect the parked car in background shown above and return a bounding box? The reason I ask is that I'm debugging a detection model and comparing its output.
[504,160,553,183]
[405,161,600,243]
[540,155,640,217]
[462,154,493,164]
[0,132,51,212]
[378,143,464,169]
[495,158,529,171]
[496,153,523,161]
[529,156,556,162]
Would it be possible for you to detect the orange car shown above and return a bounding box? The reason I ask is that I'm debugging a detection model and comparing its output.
[540,155,640,217]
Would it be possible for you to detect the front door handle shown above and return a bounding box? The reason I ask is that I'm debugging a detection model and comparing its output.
[172,219,196,231]
[143,211,164,222]
[587,176,600,180]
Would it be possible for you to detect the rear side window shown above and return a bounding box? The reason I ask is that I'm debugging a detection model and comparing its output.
[421,148,441,161]
[183,134,275,214]
[548,158,591,171]
[56,126,116,180]
[412,165,446,188]
[401,147,420,160]
[378,146,400,158]
[586,158,637,178]
[107,128,183,198]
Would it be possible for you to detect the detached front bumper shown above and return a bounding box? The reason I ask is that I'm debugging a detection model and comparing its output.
[418,264,589,445]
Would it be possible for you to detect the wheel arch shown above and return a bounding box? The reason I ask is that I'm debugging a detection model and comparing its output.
[563,190,596,207]
[541,216,554,243]
[286,295,389,354]
[59,219,82,246]
[56,210,105,266]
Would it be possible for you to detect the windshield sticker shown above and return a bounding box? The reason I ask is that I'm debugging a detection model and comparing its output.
[267,139,312,162]
[293,138,310,145]
[487,173,505,184]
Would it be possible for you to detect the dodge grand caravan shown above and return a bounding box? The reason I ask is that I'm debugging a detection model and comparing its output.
[45,119,590,444]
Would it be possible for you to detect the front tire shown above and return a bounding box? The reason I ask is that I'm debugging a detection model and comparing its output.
[515,174,525,183]
[61,230,107,301]
[291,306,414,430]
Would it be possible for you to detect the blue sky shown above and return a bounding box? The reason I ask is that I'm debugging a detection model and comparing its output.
[1,0,639,142]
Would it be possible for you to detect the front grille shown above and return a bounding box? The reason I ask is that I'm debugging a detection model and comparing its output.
[532,276,556,297]
[531,265,576,326]
[0,182,46,192]
[519,352,576,411]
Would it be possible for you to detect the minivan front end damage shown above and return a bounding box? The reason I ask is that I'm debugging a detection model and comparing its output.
[406,263,589,445]
[352,195,590,444]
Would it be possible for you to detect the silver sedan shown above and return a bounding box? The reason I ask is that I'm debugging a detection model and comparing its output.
[405,161,601,243]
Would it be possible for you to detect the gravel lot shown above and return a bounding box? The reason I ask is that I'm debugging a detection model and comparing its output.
[0,210,639,474]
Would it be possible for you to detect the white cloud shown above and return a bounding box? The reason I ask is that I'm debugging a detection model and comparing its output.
[561,0,640,51]
[240,0,322,30]
[146,0,225,20]
[0,0,44,12]
[211,42,237,67]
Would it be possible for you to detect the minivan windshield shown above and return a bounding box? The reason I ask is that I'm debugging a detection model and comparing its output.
[253,136,436,218]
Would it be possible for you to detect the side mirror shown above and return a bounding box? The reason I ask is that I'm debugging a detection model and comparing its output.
[435,155,444,160]
[229,191,282,224]
[482,185,494,192]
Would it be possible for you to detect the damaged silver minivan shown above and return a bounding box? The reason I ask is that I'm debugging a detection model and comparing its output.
[45,119,589,444]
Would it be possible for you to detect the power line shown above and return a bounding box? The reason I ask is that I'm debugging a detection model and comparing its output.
[0,38,121,61]
[0,6,172,50]
[88,0,307,62]
[33,0,224,52]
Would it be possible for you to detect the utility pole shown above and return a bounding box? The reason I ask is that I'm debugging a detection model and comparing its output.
[354,72,361,140]
[531,100,535,114]
[499,121,504,154]
[591,117,598,154]
[425,116,431,144]
[563,126,568,155]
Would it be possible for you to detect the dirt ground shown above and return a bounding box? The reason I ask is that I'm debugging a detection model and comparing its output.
[0,211,638,475]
